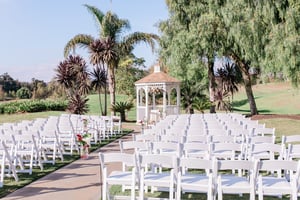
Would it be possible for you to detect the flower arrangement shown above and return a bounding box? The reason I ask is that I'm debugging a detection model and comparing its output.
[137,120,144,125]
[76,133,91,159]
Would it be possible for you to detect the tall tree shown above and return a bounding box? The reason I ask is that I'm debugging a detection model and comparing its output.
[161,0,299,115]
[263,0,300,86]
[160,0,226,113]
[64,5,159,115]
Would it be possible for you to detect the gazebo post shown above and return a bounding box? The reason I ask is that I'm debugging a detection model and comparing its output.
[163,85,167,118]
[176,86,181,114]
[136,87,140,122]
[145,86,149,123]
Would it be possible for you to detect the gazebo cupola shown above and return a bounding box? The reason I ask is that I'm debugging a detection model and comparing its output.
[135,64,181,123]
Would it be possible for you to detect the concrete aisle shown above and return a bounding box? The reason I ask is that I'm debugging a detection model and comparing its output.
[2,127,139,200]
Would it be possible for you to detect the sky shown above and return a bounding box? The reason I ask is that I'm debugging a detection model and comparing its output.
[0,0,169,82]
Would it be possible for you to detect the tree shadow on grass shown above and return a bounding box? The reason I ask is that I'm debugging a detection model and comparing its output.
[231,99,249,107]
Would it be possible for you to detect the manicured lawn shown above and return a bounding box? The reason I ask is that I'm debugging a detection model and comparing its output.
[86,94,136,121]
[232,82,300,114]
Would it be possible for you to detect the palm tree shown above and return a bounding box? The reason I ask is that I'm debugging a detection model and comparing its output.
[90,65,107,115]
[55,55,90,114]
[64,5,159,115]
[214,62,242,111]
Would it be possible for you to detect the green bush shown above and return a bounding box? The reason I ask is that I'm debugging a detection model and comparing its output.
[16,87,32,99]
[46,100,68,111]
[0,100,67,114]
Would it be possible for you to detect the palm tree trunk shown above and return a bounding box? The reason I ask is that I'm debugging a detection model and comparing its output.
[97,88,103,115]
[208,59,216,113]
[108,67,116,116]
[230,53,258,116]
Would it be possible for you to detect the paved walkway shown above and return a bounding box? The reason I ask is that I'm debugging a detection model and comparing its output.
[2,124,140,200]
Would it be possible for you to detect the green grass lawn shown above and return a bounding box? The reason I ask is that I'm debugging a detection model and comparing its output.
[232,82,300,114]
[86,93,136,121]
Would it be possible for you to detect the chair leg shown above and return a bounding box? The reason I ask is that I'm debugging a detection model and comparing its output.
[131,170,136,200]
[169,172,174,200]
[102,168,107,200]
[176,174,181,200]
[217,176,222,200]
[139,170,144,200]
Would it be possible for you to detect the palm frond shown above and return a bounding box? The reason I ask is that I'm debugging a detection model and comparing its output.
[64,34,95,57]
[67,93,89,115]
[120,32,159,55]
[101,11,130,39]
[90,66,107,89]
[89,39,105,66]
[84,4,105,34]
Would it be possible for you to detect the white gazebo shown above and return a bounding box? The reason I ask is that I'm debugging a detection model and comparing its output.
[135,65,181,123]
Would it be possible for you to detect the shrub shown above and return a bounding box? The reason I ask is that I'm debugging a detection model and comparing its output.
[0,100,67,114]
[16,87,32,99]
[111,101,134,122]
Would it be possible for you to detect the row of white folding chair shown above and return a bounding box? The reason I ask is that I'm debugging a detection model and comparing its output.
[120,140,181,157]
[188,140,280,161]
[99,152,300,200]
[12,133,44,174]
[99,152,176,200]
[121,140,243,161]
[3,126,64,165]
[129,134,283,161]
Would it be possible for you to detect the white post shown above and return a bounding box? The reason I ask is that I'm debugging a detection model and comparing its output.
[145,86,149,122]
[176,86,181,114]
[136,87,140,122]
[163,84,166,118]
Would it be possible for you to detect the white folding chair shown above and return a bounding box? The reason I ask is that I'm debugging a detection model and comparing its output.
[210,135,236,143]
[282,135,300,145]
[253,127,275,137]
[182,142,211,159]
[0,141,18,184]
[138,154,177,200]
[150,141,182,157]
[247,143,285,161]
[184,134,208,143]
[133,133,157,142]
[119,140,149,155]
[12,134,42,174]
[111,116,122,136]
[286,144,300,161]
[160,134,184,143]
[257,160,300,200]
[177,157,215,200]
[216,159,258,200]
[212,142,244,160]
[38,129,64,165]
[99,152,137,200]
[247,135,275,144]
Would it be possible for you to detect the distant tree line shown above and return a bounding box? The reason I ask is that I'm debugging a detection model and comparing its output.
[0,73,65,101]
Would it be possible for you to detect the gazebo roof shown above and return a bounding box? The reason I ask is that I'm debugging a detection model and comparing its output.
[135,65,180,84]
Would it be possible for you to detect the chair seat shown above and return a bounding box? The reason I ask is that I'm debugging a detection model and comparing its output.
[220,175,252,191]
[261,177,293,193]
[144,172,172,187]
[108,171,134,183]
[181,174,210,191]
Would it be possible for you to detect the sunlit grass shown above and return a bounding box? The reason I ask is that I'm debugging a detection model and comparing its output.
[232,82,300,114]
